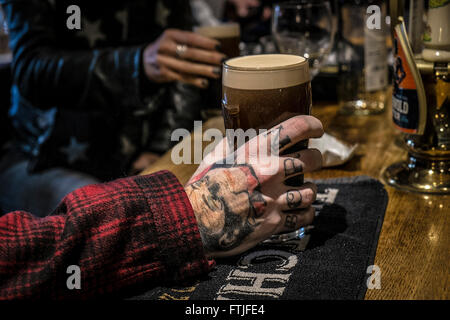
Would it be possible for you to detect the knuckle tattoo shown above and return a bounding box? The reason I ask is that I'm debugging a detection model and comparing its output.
[270,125,291,152]
[286,189,302,209]
[284,158,303,177]
[285,214,298,229]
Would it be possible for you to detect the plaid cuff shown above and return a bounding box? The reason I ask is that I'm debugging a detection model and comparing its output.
[133,171,214,281]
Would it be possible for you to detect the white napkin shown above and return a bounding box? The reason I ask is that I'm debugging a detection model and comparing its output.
[308,133,358,167]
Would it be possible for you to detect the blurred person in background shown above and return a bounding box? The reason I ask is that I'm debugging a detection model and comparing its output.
[192,0,272,42]
[192,0,265,25]
[224,0,272,43]
[0,0,226,217]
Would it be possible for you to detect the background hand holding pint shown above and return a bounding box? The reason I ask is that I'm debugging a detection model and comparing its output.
[142,29,226,88]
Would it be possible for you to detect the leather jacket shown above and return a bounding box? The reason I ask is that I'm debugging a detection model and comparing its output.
[0,0,203,180]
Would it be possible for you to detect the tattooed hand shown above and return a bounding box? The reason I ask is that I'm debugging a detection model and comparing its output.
[185,116,324,258]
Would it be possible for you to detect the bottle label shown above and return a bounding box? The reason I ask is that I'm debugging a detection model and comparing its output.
[392,31,420,134]
[364,24,388,92]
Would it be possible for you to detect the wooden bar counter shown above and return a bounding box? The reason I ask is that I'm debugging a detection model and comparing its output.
[142,98,449,300]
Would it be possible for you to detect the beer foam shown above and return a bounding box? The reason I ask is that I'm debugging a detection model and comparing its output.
[195,23,240,39]
[223,54,310,90]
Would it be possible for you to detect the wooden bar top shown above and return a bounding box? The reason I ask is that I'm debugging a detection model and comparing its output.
[142,99,449,300]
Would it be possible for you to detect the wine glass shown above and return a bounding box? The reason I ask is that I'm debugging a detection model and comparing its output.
[272,1,335,79]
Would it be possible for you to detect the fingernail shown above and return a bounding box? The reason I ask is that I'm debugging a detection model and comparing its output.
[201,79,209,88]
[213,66,221,75]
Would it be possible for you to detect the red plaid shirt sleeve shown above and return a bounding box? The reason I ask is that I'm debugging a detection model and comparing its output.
[0,170,214,299]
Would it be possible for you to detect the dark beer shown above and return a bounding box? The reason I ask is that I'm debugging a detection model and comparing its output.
[195,23,241,109]
[222,54,312,185]
[195,23,240,58]
[216,36,240,58]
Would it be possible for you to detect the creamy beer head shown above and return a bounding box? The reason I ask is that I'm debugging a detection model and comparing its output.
[195,23,240,39]
[223,54,310,90]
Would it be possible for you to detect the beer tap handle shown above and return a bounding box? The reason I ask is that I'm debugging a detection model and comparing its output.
[394,18,427,135]
[389,0,427,135]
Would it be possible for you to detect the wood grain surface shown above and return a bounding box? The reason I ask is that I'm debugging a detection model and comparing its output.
[142,99,449,300]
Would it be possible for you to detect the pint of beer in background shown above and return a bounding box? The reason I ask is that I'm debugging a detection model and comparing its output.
[222,54,312,185]
[195,23,241,109]
[195,23,240,58]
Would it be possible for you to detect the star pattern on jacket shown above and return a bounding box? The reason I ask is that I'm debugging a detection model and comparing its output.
[60,136,89,164]
[79,18,106,47]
